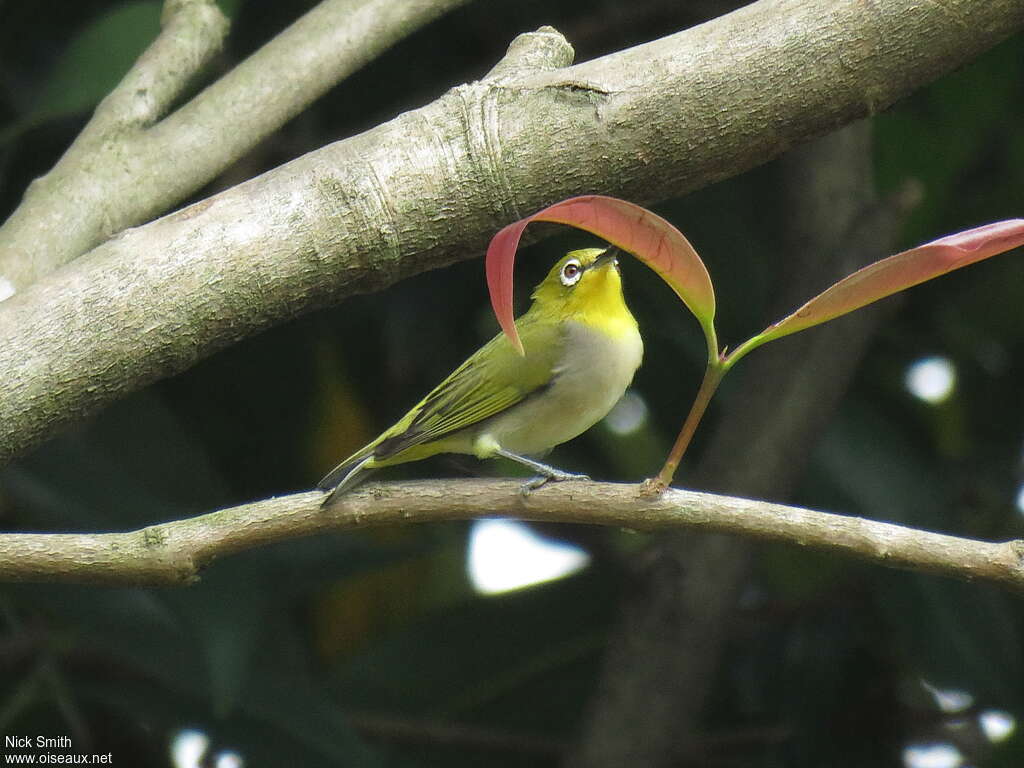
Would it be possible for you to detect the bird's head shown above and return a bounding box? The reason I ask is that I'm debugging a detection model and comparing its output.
[530,247,625,321]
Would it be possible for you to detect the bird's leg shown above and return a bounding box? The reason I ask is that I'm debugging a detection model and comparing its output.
[493,448,590,495]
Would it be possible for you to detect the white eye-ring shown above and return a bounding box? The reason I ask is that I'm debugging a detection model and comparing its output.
[560,259,583,286]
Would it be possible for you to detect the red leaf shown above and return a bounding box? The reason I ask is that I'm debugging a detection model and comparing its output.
[755,219,1024,345]
[486,195,716,354]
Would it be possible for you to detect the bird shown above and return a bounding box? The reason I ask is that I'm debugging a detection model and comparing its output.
[318,245,643,503]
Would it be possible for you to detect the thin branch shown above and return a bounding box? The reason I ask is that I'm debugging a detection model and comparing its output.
[2,0,1021,468]
[99,0,229,131]
[0,480,1022,589]
[0,0,229,290]
[0,0,472,291]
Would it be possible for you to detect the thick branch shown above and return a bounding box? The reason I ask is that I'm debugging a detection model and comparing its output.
[2,0,1022,464]
[1,480,1022,589]
[0,0,471,290]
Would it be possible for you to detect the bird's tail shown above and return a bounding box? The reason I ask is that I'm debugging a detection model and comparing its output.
[318,452,376,506]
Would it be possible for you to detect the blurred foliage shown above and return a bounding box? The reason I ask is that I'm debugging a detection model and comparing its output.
[1,1,1023,766]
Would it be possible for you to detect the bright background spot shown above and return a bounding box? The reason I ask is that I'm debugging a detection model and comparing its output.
[922,681,974,713]
[170,729,209,768]
[170,729,244,768]
[905,356,957,404]
[1015,483,1024,517]
[467,518,589,595]
[979,709,1016,742]
[216,752,245,768]
[603,390,648,436]
[902,742,963,768]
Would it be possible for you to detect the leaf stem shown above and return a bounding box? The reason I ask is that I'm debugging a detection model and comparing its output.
[720,332,768,373]
[643,359,725,495]
[701,318,720,366]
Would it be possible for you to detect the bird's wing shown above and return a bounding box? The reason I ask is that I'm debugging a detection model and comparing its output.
[373,317,562,460]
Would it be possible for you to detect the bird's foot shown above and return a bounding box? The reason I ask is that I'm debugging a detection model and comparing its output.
[490,448,590,496]
[520,468,590,496]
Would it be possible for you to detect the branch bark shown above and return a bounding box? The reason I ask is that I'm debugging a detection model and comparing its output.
[1,480,1022,589]
[0,0,471,291]
[1,0,1021,466]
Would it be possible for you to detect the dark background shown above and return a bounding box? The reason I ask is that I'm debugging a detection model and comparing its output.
[1,1,1023,766]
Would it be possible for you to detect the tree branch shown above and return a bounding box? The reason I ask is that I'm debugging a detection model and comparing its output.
[0,0,472,291]
[0,0,228,290]
[2,0,1022,464]
[1,480,1022,589]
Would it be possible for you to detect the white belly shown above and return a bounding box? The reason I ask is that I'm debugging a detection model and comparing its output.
[478,320,643,456]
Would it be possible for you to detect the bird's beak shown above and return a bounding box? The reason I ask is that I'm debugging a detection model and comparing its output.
[593,246,621,270]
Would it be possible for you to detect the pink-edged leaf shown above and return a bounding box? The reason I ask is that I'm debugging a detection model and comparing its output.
[486,195,716,355]
[754,219,1024,346]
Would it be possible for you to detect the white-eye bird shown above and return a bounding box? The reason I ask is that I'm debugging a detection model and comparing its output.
[318,246,643,502]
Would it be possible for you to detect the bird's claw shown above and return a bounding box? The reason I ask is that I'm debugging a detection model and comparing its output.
[519,469,591,496]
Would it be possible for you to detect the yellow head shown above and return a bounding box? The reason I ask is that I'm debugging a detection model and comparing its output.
[530,247,630,328]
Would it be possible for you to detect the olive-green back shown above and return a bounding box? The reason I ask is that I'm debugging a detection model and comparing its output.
[370,309,564,461]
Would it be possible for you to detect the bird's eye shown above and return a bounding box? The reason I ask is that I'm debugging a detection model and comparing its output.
[560,260,583,286]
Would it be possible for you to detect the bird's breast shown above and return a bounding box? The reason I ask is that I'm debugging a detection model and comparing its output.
[480,319,643,456]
